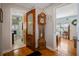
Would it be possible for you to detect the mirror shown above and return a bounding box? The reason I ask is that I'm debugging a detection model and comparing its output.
[28,13,33,35]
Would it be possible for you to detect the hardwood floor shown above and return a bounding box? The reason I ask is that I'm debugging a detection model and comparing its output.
[38,49,57,56]
[3,38,76,56]
[3,47,33,56]
[57,38,77,56]
[3,47,57,56]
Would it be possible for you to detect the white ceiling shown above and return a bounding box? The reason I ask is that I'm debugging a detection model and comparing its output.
[14,3,52,9]
[56,4,78,18]
[1,3,61,10]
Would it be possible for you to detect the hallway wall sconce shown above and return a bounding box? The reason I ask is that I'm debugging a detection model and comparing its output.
[0,8,3,23]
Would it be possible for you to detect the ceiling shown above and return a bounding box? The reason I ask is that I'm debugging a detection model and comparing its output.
[56,4,78,18]
[1,3,61,10]
[14,3,53,9]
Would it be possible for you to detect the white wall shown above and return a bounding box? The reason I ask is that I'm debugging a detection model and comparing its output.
[1,4,11,53]
[35,9,40,48]
[44,5,56,50]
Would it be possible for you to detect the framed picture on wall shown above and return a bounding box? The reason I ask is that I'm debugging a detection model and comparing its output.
[72,19,77,26]
[0,8,3,23]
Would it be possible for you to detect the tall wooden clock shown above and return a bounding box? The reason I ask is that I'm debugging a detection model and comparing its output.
[38,12,46,50]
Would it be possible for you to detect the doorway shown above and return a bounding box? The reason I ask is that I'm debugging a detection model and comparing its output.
[56,4,77,55]
[12,15,25,49]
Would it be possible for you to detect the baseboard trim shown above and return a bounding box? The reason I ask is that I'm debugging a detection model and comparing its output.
[1,48,13,55]
[47,46,56,51]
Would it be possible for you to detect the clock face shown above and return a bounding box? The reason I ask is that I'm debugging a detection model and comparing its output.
[40,18,44,24]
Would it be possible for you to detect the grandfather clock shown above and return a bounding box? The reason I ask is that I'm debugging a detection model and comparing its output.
[38,12,46,50]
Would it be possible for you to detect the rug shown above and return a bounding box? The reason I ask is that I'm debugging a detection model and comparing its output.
[27,51,41,56]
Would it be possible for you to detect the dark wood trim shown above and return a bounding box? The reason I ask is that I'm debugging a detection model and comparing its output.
[68,25,70,40]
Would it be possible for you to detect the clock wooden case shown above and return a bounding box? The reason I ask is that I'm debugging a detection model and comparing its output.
[38,12,46,50]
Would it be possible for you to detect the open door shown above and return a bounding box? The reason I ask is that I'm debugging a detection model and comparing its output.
[26,9,36,50]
